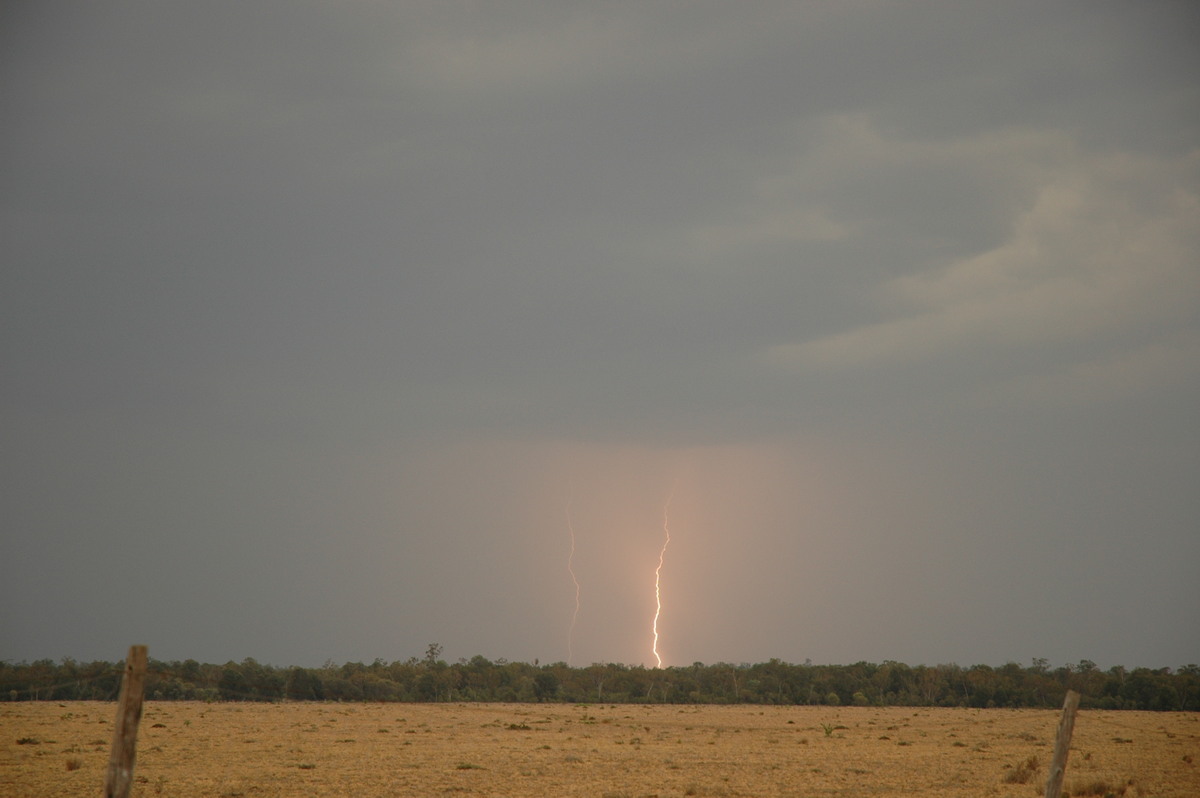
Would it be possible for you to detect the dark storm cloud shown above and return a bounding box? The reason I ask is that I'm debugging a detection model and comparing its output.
[2,2,1197,668]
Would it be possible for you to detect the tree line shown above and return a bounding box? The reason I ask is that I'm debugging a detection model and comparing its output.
[3,650,1196,711]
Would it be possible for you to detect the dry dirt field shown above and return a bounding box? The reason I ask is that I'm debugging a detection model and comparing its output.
[3,701,1197,797]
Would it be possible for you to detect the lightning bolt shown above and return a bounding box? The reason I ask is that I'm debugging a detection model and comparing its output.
[651,486,675,669]
[566,495,581,667]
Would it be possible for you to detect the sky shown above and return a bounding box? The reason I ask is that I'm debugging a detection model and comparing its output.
[2,2,1198,672]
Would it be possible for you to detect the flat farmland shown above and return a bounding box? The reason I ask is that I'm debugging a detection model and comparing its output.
[3,702,1197,797]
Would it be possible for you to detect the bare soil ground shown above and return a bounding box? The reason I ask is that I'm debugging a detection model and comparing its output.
[3,701,1197,797]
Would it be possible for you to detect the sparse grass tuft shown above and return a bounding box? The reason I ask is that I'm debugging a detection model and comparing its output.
[1002,755,1040,784]
[684,786,730,797]
[1070,777,1131,796]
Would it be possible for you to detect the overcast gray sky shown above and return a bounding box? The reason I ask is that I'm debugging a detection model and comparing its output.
[3,1,1198,671]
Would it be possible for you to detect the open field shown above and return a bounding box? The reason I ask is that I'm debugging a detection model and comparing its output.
[3,702,1197,797]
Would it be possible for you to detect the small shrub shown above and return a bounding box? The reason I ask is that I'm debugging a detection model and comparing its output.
[16,737,40,745]
[1002,755,1040,784]
[65,758,82,771]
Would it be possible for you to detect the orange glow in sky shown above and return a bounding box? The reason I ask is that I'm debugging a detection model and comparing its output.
[565,495,581,666]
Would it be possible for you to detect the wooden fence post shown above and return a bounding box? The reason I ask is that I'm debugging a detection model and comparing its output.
[1044,689,1081,798]
[104,645,148,798]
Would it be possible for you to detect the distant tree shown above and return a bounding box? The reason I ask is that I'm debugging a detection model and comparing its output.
[240,658,284,700]
[218,663,249,700]
[285,667,323,701]
[7,654,1197,709]
[533,671,560,702]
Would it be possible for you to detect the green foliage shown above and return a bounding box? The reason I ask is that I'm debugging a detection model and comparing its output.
[2,655,1197,710]
[217,663,249,700]
[533,670,560,701]
[285,666,324,701]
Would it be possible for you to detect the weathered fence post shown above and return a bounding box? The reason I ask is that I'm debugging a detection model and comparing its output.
[104,645,148,798]
[1044,689,1081,798]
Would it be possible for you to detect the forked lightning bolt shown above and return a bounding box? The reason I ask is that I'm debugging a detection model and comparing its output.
[651,488,675,668]
[565,496,581,666]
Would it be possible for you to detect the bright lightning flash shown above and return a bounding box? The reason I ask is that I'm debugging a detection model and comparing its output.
[651,489,674,669]
[565,497,581,666]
